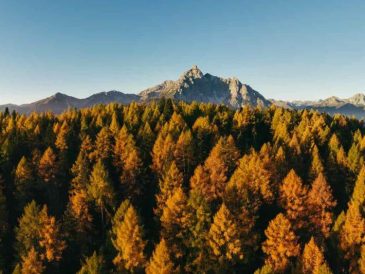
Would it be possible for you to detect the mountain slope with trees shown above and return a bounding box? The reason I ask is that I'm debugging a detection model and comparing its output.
[0,99,365,273]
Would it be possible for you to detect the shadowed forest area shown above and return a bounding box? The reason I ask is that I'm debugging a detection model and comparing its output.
[0,99,365,273]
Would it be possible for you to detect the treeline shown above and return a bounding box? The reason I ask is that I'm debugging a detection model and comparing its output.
[0,100,364,273]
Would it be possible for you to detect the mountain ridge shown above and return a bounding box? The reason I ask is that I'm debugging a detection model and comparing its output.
[1,65,365,118]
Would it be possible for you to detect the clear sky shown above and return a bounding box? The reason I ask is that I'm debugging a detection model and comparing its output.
[0,0,365,104]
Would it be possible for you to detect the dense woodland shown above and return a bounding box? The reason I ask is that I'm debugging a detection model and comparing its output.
[0,99,365,273]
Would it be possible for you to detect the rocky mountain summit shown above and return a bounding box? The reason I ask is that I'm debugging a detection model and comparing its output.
[140,65,270,108]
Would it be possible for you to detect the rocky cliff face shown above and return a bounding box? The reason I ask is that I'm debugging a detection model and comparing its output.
[140,65,270,108]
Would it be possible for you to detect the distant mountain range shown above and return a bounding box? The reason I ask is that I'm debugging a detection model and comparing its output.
[1,65,365,119]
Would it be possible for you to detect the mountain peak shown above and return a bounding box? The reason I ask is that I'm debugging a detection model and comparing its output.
[347,93,365,105]
[180,65,203,80]
[52,92,68,99]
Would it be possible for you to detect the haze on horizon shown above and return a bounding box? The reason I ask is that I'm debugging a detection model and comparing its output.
[0,0,365,105]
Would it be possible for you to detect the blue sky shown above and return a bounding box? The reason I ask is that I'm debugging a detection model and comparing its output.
[0,0,365,104]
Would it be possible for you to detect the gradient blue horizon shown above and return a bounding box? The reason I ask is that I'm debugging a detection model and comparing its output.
[0,0,365,105]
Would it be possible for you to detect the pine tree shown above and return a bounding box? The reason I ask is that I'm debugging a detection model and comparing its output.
[279,169,308,231]
[112,205,146,271]
[20,247,45,274]
[307,173,336,238]
[145,239,175,274]
[155,161,184,217]
[208,203,243,270]
[262,213,300,272]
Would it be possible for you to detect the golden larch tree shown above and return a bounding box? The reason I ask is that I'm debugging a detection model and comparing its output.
[262,213,300,272]
[155,161,184,217]
[301,237,327,274]
[20,247,45,274]
[307,173,336,238]
[112,205,146,272]
[160,187,192,260]
[279,169,308,231]
[145,238,175,274]
[208,203,243,269]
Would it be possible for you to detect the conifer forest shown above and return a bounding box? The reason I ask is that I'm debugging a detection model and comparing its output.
[1,99,365,274]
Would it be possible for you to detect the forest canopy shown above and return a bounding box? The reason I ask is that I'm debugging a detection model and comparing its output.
[0,99,364,273]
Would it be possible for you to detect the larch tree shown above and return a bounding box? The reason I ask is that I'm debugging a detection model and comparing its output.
[111,199,131,235]
[88,160,115,224]
[307,173,336,238]
[300,237,327,274]
[279,169,308,231]
[189,136,239,204]
[262,213,300,272]
[351,166,365,206]
[151,133,176,177]
[113,126,143,200]
[64,150,93,234]
[145,238,175,274]
[20,247,45,274]
[0,176,8,268]
[112,205,146,272]
[38,147,59,185]
[309,144,325,182]
[155,161,184,217]
[38,147,62,215]
[228,150,273,213]
[207,203,243,270]
[185,190,212,273]
[14,201,44,259]
[339,201,365,272]
[173,129,196,179]
[160,187,192,262]
[14,156,35,212]
[77,251,105,274]
[91,127,114,164]
[359,245,365,274]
